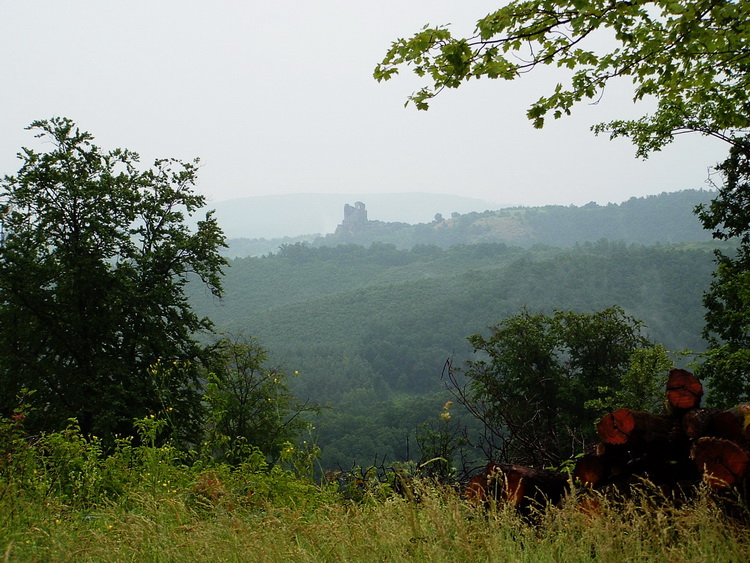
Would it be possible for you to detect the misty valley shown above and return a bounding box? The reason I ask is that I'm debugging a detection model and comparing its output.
[189,189,723,471]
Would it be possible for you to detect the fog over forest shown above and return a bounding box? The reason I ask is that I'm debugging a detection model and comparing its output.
[189,189,721,469]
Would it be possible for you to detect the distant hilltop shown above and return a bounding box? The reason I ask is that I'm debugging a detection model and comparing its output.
[221,189,719,258]
[200,193,503,239]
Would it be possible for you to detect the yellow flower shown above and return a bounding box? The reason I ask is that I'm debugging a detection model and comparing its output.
[440,412,451,421]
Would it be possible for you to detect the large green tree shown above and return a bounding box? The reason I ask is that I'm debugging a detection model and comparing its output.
[450,307,664,465]
[202,335,318,464]
[696,139,750,406]
[0,118,227,442]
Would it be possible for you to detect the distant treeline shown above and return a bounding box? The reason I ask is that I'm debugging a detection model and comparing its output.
[223,190,716,257]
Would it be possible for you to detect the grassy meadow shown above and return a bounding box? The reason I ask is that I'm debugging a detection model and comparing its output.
[2,417,748,562]
[4,482,749,561]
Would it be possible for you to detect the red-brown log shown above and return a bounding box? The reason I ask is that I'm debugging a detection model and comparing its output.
[725,404,750,443]
[682,405,750,446]
[666,368,703,412]
[485,464,569,508]
[573,454,608,487]
[592,438,699,487]
[691,437,750,489]
[682,408,722,439]
[463,474,489,503]
[597,408,675,445]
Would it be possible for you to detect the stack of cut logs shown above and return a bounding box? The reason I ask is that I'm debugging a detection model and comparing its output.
[465,369,750,509]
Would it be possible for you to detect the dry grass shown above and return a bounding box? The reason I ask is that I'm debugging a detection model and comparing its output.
[3,480,749,562]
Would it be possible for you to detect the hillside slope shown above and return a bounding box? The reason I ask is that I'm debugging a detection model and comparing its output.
[223,189,717,257]
[191,240,720,468]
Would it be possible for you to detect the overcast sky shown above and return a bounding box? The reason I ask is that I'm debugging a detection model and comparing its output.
[0,1,730,208]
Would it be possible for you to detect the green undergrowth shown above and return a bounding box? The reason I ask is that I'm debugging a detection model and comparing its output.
[2,416,749,562]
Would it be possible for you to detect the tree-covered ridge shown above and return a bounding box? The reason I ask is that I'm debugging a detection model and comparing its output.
[224,190,717,257]
[189,240,721,469]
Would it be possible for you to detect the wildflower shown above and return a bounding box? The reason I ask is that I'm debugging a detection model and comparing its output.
[440,411,451,421]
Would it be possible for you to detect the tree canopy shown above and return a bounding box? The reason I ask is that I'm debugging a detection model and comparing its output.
[203,335,318,463]
[697,139,750,405]
[0,118,227,442]
[452,307,664,465]
[375,0,750,156]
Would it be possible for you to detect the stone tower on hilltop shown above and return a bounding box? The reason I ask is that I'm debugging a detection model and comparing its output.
[336,201,368,234]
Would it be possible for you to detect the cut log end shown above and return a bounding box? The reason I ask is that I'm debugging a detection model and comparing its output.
[666,368,703,411]
[463,474,489,503]
[597,409,674,445]
[597,408,635,445]
[691,437,750,489]
[485,464,569,508]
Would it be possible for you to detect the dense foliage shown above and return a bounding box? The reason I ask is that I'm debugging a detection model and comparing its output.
[189,240,718,469]
[0,119,227,443]
[455,307,664,465]
[698,139,750,405]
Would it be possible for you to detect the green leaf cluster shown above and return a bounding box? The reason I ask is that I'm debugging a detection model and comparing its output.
[376,0,750,155]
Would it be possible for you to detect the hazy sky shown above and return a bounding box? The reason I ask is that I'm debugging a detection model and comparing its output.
[0,1,730,208]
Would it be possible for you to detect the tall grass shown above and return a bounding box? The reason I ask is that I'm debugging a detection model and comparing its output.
[2,418,749,561]
[3,481,749,561]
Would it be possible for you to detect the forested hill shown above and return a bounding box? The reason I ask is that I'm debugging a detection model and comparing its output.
[225,189,716,257]
[190,239,723,468]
